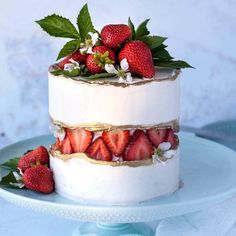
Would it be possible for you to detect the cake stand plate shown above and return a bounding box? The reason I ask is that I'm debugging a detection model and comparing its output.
[1,133,236,236]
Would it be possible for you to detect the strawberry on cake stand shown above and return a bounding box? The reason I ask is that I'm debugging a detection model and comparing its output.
[1,4,236,236]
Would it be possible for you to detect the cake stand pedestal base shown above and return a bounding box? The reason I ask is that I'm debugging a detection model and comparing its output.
[72,222,155,236]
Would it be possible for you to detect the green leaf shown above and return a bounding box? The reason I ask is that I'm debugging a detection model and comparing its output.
[50,69,64,76]
[77,4,95,41]
[57,39,81,60]
[63,68,81,77]
[51,68,81,77]
[36,14,80,39]
[152,44,173,61]
[82,73,116,80]
[140,35,167,49]
[135,19,150,39]
[128,17,135,40]
[0,171,24,189]
[153,59,194,69]
[0,157,20,171]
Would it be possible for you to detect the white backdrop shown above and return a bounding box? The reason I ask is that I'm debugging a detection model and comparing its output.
[0,0,236,146]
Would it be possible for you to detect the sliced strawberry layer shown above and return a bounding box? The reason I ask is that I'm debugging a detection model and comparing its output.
[67,128,93,153]
[147,128,166,147]
[123,130,154,161]
[61,135,73,154]
[165,128,177,148]
[86,138,112,161]
[102,130,130,156]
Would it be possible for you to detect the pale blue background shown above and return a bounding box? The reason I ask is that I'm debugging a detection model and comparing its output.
[0,0,236,147]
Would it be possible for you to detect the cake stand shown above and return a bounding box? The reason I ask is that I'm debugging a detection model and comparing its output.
[1,133,236,236]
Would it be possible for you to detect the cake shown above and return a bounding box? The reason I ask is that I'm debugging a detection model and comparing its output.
[36,4,192,204]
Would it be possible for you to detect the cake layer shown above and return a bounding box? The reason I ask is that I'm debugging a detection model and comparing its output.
[49,69,180,127]
[49,149,180,204]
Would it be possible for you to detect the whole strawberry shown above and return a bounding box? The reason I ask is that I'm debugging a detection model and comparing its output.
[101,24,132,49]
[18,146,49,173]
[23,165,54,194]
[58,50,87,69]
[86,46,116,74]
[118,40,155,78]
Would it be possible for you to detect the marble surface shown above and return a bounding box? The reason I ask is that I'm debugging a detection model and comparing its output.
[0,0,236,148]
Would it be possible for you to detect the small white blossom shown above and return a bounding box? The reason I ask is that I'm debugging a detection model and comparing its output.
[13,171,22,181]
[163,150,176,159]
[158,142,171,151]
[152,142,176,163]
[104,58,133,83]
[64,59,80,72]
[80,32,99,54]
[53,125,66,141]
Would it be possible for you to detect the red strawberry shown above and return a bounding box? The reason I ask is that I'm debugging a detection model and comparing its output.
[86,138,112,161]
[18,146,49,173]
[165,128,177,148]
[67,128,93,153]
[118,40,155,78]
[61,135,73,154]
[58,50,87,69]
[123,130,154,161]
[101,24,132,49]
[86,46,116,74]
[102,130,130,156]
[147,128,167,147]
[23,165,54,194]
[55,138,62,150]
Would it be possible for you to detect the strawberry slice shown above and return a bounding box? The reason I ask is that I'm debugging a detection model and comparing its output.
[147,128,167,147]
[61,135,73,154]
[67,128,93,153]
[86,138,112,161]
[102,130,130,156]
[165,128,177,148]
[123,130,154,161]
[55,138,62,150]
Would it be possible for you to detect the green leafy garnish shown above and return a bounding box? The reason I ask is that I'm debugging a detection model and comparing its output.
[82,73,116,80]
[35,14,80,39]
[51,68,81,77]
[57,39,81,60]
[152,44,173,61]
[135,19,150,39]
[128,17,135,40]
[153,59,194,69]
[139,35,167,49]
[77,3,95,42]
[0,157,20,171]
[0,171,24,189]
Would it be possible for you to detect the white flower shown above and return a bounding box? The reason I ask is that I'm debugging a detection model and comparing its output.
[63,59,80,72]
[158,142,171,151]
[104,58,133,83]
[53,125,66,141]
[152,142,176,162]
[163,150,176,159]
[13,171,22,181]
[80,32,99,54]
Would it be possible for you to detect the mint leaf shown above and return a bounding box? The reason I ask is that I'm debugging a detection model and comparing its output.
[77,4,95,41]
[152,44,173,61]
[50,69,64,76]
[57,39,81,60]
[153,59,194,69]
[140,35,167,49]
[0,171,24,189]
[135,19,150,39]
[0,157,20,171]
[51,68,81,77]
[128,17,135,40]
[82,73,116,80]
[36,14,80,39]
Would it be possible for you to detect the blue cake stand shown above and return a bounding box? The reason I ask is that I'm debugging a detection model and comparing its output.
[0,133,236,236]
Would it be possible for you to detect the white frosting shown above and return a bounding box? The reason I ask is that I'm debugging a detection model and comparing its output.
[48,69,180,126]
[50,148,179,204]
